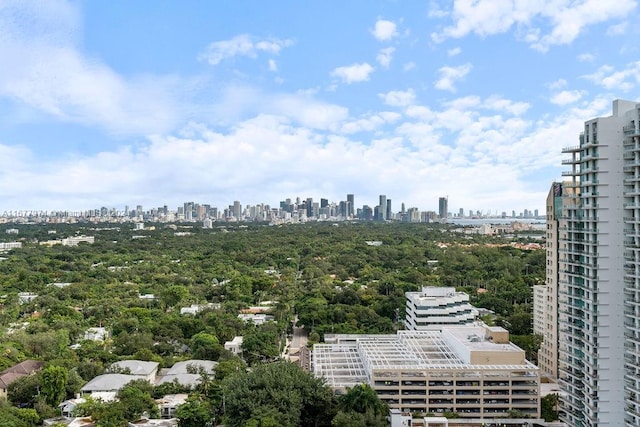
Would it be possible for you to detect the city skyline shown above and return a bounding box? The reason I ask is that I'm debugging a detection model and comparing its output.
[0,192,541,222]
[1,1,639,212]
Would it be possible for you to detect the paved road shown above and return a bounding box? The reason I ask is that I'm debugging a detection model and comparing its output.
[291,323,308,350]
[286,317,310,369]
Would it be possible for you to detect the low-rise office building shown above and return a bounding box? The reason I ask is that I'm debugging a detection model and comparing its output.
[313,325,540,420]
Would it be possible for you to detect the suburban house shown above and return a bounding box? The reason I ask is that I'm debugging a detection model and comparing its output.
[179,303,220,315]
[83,327,109,342]
[156,393,188,419]
[224,336,243,355]
[0,360,43,399]
[80,374,140,395]
[127,418,177,427]
[156,360,217,389]
[237,313,274,325]
[110,360,159,382]
[43,417,95,427]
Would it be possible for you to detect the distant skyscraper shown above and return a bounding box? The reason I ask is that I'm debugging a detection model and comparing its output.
[320,198,328,208]
[233,201,241,219]
[306,197,313,218]
[339,201,347,218]
[386,199,392,220]
[347,194,355,217]
[438,197,448,221]
[379,195,387,221]
[362,205,373,221]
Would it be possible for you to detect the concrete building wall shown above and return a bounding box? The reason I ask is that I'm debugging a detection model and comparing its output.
[558,99,636,427]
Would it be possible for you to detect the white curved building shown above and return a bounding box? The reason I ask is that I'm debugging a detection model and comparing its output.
[404,286,478,331]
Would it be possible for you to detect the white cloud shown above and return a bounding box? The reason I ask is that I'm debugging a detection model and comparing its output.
[376,47,395,68]
[271,94,349,130]
[431,0,636,52]
[379,89,416,107]
[607,21,627,36]
[331,63,375,84]
[483,96,530,116]
[577,53,595,62]
[268,59,278,72]
[403,62,416,71]
[371,19,398,41]
[207,84,349,131]
[198,34,294,65]
[548,79,567,90]
[448,47,462,56]
[0,92,592,214]
[582,62,640,91]
[0,0,184,135]
[434,63,472,92]
[340,112,401,134]
[550,90,585,105]
[428,1,449,18]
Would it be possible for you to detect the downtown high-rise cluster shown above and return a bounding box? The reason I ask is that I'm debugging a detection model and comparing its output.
[536,99,640,426]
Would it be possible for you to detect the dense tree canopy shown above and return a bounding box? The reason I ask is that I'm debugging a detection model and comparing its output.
[0,221,545,424]
[222,361,337,427]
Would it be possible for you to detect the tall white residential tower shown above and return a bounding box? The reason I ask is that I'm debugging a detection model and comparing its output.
[556,99,640,426]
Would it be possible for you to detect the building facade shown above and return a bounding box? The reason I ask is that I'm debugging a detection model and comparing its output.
[439,197,448,221]
[533,182,569,379]
[556,99,640,426]
[404,287,478,331]
[313,326,540,420]
[379,195,387,221]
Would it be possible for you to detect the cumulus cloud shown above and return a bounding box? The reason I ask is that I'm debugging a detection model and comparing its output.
[331,63,375,84]
[548,79,567,90]
[371,19,398,41]
[434,63,472,92]
[578,53,595,62]
[607,21,627,36]
[340,112,401,134]
[198,34,294,65]
[0,0,188,135]
[379,89,416,107]
[482,96,530,116]
[270,94,349,130]
[376,47,395,68]
[448,47,462,56]
[582,62,640,91]
[0,1,615,215]
[431,0,636,52]
[1,89,572,214]
[550,90,585,105]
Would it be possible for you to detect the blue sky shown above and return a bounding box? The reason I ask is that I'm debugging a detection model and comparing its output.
[1,0,639,214]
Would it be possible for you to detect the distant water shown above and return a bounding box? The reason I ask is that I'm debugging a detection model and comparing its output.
[449,218,545,230]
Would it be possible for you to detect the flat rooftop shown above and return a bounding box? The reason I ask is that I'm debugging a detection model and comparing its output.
[313,328,535,389]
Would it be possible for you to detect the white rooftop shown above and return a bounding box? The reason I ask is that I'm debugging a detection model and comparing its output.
[313,327,536,390]
[111,360,158,376]
[81,374,140,392]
